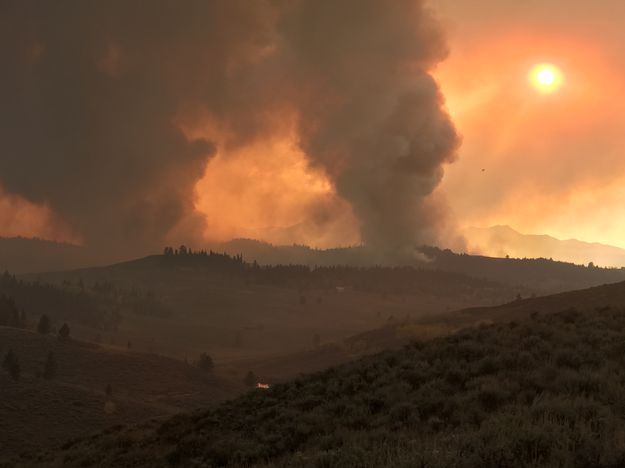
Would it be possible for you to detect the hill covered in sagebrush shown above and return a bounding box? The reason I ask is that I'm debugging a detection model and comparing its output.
[23,306,625,467]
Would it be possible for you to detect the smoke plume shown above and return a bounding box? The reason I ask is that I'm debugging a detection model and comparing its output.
[0,0,458,256]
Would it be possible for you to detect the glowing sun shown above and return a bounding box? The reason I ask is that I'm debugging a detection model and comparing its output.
[530,63,563,93]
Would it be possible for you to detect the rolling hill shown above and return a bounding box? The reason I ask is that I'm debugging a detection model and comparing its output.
[23,251,522,367]
[215,239,625,293]
[18,305,625,467]
[345,278,625,353]
[232,279,625,382]
[0,327,240,458]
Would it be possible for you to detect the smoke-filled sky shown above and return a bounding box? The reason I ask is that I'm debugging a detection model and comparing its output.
[2,0,625,255]
[435,0,625,249]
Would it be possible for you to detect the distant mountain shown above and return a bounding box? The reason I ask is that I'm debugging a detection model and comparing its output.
[9,232,625,292]
[0,237,107,274]
[465,225,625,268]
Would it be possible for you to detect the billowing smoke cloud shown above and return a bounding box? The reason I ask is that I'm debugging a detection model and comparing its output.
[0,0,458,256]
[280,1,460,250]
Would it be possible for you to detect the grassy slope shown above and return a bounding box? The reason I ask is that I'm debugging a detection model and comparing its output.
[0,327,241,457]
[345,280,625,351]
[22,304,625,467]
[26,255,518,367]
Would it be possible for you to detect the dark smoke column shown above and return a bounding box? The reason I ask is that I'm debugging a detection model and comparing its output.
[0,1,276,258]
[0,0,458,257]
[282,0,460,252]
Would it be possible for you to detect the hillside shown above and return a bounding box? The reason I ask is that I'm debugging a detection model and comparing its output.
[22,306,625,467]
[0,271,170,332]
[234,279,625,382]
[346,279,625,352]
[25,251,521,368]
[0,327,240,457]
[420,245,625,293]
[8,234,625,293]
[465,225,625,268]
[215,239,625,293]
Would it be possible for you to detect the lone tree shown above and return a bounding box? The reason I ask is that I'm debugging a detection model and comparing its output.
[313,333,321,350]
[19,309,27,329]
[2,350,20,381]
[43,352,56,380]
[198,352,214,372]
[37,314,51,335]
[58,323,70,340]
[244,370,258,388]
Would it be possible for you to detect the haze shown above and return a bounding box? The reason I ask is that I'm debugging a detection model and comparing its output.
[5,2,625,467]
[1,0,624,260]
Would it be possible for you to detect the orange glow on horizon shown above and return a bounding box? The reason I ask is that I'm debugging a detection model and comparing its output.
[179,111,361,248]
[434,29,625,250]
[0,188,81,244]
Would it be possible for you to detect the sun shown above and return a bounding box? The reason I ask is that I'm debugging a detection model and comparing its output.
[530,63,563,93]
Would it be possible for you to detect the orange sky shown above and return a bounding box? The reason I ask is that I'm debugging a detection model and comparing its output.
[434,0,625,248]
[0,188,80,244]
[191,0,625,249]
[4,1,625,251]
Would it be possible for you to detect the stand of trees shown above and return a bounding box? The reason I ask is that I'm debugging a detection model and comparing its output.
[157,248,514,299]
[0,294,26,328]
[0,272,119,330]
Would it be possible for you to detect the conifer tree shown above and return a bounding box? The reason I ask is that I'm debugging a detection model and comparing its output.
[43,352,56,379]
[58,323,70,340]
[37,314,51,335]
[198,352,214,371]
[244,371,257,388]
[2,350,20,381]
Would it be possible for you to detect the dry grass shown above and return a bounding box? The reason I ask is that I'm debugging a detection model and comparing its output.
[0,327,241,458]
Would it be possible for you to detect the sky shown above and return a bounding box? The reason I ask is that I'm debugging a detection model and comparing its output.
[199,0,625,250]
[434,0,625,249]
[2,1,625,254]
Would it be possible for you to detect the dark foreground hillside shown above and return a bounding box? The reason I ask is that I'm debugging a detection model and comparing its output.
[20,307,625,467]
[0,327,240,458]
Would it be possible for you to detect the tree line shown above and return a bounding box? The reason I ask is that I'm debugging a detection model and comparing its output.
[159,247,514,298]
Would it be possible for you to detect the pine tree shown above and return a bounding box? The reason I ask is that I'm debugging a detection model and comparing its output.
[244,371,257,388]
[58,323,70,340]
[8,359,20,381]
[2,349,15,372]
[2,350,20,381]
[198,352,214,372]
[43,352,56,379]
[313,333,321,349]
[19,309,28,329]
[37,314,51,335]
